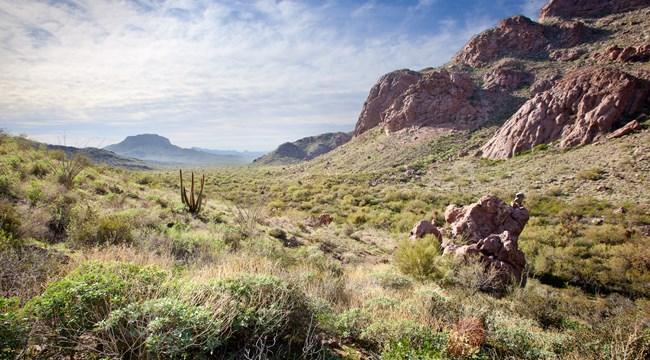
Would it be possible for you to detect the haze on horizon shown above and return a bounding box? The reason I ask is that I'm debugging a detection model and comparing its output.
[0,0,545,151]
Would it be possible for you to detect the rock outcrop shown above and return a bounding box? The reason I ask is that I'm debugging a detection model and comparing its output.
[482,65,534,91]
[354,69,484,136]
[453,16,550,68]
[354,70,422,135]
[409,195,530,293]
[351,0,650,152]
[480,67,650,159]
[539,0,650,22]
[452,16,591,68]
[592,45,650,63]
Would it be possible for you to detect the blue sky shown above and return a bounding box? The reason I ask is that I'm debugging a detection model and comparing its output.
[0,0,546,151]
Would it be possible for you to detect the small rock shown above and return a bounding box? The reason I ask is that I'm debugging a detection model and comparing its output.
[597,185,610,191]
[592,218,604,225]
[409,220,442,242]
[607,120,642,139]
[614,207,627,214]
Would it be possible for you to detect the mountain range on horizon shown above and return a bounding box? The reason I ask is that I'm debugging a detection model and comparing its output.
[104,134,251,166]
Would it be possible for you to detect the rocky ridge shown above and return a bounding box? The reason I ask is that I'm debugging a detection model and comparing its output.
[539,0,650,22]
[254,132,352,166]
[353,0,650,159]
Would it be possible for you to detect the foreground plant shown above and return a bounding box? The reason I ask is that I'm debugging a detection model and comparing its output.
[44,149,91,188]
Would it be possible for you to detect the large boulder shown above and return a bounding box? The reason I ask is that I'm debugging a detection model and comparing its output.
[444,195,529,242]
[411,195,530,293]
[409,220,442,242]
[480,66,650,159]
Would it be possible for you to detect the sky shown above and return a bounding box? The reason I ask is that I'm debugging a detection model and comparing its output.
[0,0,546,151]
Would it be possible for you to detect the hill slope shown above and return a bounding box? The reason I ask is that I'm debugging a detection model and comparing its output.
[253,132,352,165]
[46,144,153,170]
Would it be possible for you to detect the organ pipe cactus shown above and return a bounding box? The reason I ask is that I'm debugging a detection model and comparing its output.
[179,169,205,214]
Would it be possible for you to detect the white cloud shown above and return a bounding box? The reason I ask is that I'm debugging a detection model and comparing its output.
[0,0,502,150]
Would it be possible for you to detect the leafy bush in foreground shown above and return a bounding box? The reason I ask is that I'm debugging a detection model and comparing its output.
[0,297,29,359]
[96,298,224,359]
[27,261,167,357]
[190,274,314,357]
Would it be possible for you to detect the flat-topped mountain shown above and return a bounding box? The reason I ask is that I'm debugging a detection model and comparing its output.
[105,134,247,166]
[254,132,352,166]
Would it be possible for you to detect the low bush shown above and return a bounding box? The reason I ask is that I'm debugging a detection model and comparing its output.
[372,272,413,291]
[96,298,224,359]
[381,337,446,360]
[27,261,168,357]
[485,312,570,359]
[0,175,14,198]
[0,204,21,238]
[576,167,604,181]
[268,227,287,240]
[361,319,440,350]
[0,297,29,359]
[188,274,316,357]
[68,208,134,247]
[394,235,446,281]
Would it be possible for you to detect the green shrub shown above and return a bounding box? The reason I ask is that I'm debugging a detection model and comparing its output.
[96,298,224,359]
[381,337,446,360]
[45,150,91,188]
[27,181,44,207]
[27,261,167,356]
[361,319,440,349]
[486,312,570,359]
[30,161,50,177]
[190,274,314,354]
[69,210,134,247]
[96,215,134,245]
[334,308,371,339]
[576,167,604,181]
[394,235,446,281]
[372,272,413,290]
[268,227,287,240]
[0,175,13,198]
[0,204,21,249]
[0,297,29,359]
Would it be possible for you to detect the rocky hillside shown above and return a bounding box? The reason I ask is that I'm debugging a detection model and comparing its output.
[46,144,153,170]
[253,132,352,165]
[105,134,247,166]
[353,0,650,159]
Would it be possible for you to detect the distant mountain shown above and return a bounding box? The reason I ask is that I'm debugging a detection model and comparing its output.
[191,147,266,160]
[253,132,352,165]
[45,144,153,170]
[105,134,247,166]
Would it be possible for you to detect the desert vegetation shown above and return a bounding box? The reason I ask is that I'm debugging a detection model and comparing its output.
[1,128,649,359]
